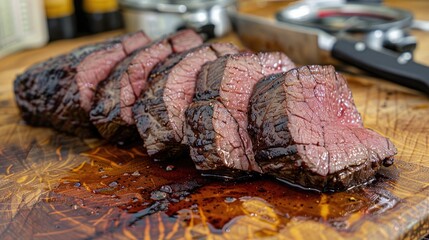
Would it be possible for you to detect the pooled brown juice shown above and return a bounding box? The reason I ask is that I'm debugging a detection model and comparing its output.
[52,143,400,237]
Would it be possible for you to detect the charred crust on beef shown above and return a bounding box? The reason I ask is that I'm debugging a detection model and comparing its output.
[133,43,239,159]
[90,30,203,144]
[14,31,151,138]
[186,99,256,171]
[185,52,295,173]
[248,65,397,191]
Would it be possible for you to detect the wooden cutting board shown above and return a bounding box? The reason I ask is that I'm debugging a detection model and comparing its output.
[1,1,429,239]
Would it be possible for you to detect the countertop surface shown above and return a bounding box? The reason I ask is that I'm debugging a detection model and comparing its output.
[1,1,429,239]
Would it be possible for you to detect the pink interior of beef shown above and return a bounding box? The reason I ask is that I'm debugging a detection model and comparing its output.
[77,32,151,112]
[122,31,151,54]
[120,30,204,125]
[120,43,173,125]
[77,43,127,112]
[128,41,173,98]
[210,52,295,173]
[219,54,263,128]
[219,52,295,130]
[212,102,260,171]
[164,47,218,141]
[164,43,239,142]
[170,29,204,53]
[284,65,397,176]
[258,52,296,75]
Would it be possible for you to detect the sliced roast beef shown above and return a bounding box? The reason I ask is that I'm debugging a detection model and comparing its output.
[133,43,239,158]
[90,30,203,144]
[248,65,397,191]
[14,31,150,137]
[185,52,295,173]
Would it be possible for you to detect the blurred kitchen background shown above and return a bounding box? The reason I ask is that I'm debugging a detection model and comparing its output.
[1,0,428,60]
[0,0,241,59]
[0,0,123,58]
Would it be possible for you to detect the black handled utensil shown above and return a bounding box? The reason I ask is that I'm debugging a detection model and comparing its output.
[331,37,429,93]
[229,2,429,95]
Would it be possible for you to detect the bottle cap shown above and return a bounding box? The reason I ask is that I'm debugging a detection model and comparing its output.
[83,0,119,13]
[44,0,74,18]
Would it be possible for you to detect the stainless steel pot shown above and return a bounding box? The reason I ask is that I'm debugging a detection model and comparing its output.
[119,0,236,39]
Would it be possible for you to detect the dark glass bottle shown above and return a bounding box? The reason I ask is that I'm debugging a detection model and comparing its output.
[83,0,123,34]
[44,0,77,41]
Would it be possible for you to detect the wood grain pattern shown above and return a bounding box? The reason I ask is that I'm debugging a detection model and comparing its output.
[1,1,429,239]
